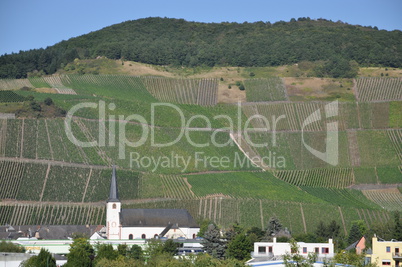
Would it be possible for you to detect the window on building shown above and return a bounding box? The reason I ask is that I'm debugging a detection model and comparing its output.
[258,246,266,253]
[291,247,297,254]
[322,247,329,254]
[395,247,399,254]
[315,247,319,254]
[382,261,391,265]
[268,246,273,253]
[193,234,196,239]
[128,234,133,240]
[112,204,116,209]
[154,234,159,238]
[303,247,307,254]
[141,234,146,239]
[386,246,391,253]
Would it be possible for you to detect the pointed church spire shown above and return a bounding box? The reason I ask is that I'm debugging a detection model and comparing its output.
[108,165,119,202]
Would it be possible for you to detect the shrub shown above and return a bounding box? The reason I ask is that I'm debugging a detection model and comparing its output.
[44,97,53,106]
[30,101,41,111]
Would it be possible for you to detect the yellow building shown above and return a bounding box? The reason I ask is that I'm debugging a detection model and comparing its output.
[370,235,401,267]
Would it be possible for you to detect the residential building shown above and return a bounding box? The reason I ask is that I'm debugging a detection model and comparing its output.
[369,235,401,267]
[247,238,334,267]
[346,236,366,254]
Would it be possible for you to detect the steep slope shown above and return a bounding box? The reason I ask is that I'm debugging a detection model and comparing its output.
[1,17,402,78]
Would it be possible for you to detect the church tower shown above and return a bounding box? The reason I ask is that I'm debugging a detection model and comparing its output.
[106,165,121,239]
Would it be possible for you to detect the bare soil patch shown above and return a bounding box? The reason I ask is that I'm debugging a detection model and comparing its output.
[283,77,354,100]
[119,61,175,77]
[359,67,402,77]
[34,88,57,94]
[218,84,246,103]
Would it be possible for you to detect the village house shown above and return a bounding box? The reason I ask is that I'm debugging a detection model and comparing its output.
[247,237,334,267]
[369,235,401,267]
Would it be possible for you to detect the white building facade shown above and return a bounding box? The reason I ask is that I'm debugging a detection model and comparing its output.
[106,166,199,240]
[248,238,334,267]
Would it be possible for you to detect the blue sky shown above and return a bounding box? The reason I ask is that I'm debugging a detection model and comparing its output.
[0,0,401,56]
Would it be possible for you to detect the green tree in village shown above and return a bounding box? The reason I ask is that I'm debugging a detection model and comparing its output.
[21,248,56,267]
[129,244,144,260]
[94,243,119,264]
[348,220,366,245]
[333,249,378,267]
[117,244,128,257]
[247,226,265,241]
[95,257,144,267]
[283,239,317,267]
[202,224,227,259]
[64,238,94,267]
[224,222,245,242]
[227,232,254,261]
[315,220,341,241]
[315,221,327,240]
[162,239,178,256]
[263,216,283,240]
[197,218,215,238]
[145,239,178,258]
[393,211,402,240]
[0,240,25,252]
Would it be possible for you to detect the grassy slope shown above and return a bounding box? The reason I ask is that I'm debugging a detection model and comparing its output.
[0,61,401,232]
[185,171,322,203]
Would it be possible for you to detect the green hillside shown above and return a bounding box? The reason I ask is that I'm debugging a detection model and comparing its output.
[0,59,401,235]
[1,17,402,78]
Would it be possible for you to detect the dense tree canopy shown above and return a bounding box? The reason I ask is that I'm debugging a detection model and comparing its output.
[1,17,401,78]
[0,240,25,253]
[21,249,56,267]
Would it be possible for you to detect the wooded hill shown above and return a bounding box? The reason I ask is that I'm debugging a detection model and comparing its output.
[1,17,402,78]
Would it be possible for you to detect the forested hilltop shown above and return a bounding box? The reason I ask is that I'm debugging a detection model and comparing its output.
[1,17,401,78]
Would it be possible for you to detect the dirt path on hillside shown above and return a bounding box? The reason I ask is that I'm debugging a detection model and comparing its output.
[0,198,173,206]
[348,184,402,190]
[0,156,110,169]
[44,120,54,160]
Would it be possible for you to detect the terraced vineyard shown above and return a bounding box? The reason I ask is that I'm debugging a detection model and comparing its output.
[28,77,50,88]
[141,77,218,105]
[0,160,141,203]
[387,129,402,162]
[274,168,354,188]
[0,161,25,199]
[244,77,288,102]
[0,203,105,225]
[124,198,390,233]
[241,102,354,131]
[0,78,32,90]
[0,90,26,102]
[43,75,77,94]
[161,175,195,199]
[300,187,380,209]
[362,188,402,211]
[184,172,324,202]
[241,101,402,131]
[1,118,254,173]
[61,74,153,101]
[0,69,401,234]
[356,77,402,102]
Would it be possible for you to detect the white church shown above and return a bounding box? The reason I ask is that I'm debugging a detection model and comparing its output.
[106,166,200,240]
